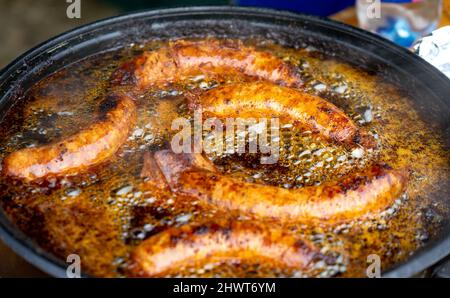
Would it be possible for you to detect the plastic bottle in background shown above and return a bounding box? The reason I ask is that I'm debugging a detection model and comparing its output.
[356,0,443,47]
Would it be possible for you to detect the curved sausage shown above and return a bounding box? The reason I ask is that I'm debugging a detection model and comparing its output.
[143,150,408,224]
[2,94,137,181]
[113,39,303,88]
[132,221,324,277]
[189,82,377,149]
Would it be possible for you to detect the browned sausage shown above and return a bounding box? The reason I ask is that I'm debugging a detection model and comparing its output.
[189,82,377,149]
[143,150,408,224]
[114,39,303,88]
[2,94,137,181]
[132,221,323,277]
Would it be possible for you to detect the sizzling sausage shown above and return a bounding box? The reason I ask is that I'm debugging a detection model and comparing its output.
[189,82,377,149]
[2,94,137,181]
[143,150,408,224]
[132,221,324,277]
[113,39,303,88]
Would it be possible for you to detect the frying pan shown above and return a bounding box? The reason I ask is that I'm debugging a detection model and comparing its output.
[0,6,449,278]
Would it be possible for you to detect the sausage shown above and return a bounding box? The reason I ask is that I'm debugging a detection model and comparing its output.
[113,39,303,88]
[143,150,408,224]
[2,94,137,181]
[189,82,377,149]
[132,221,323,277]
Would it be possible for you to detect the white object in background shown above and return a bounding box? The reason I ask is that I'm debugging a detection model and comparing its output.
[413,26,450,79]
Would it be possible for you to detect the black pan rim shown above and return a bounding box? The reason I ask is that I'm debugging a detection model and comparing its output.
[0,6,448,278]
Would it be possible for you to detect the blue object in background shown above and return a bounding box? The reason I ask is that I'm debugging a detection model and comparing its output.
[377,17,420,47]
[236,0,355,16]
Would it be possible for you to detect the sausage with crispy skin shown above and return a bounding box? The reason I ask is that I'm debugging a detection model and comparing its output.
[132,221,324,277]
[113,39,303,88]
[143,150,408,224]
[189,82,377,149]
[2,94,137,181]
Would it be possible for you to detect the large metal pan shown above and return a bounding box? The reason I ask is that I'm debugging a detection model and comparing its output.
[0,6,449,278]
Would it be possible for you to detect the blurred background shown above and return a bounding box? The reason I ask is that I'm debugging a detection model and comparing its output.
[0,0,358,68]
[1,0,449,68]
[2,0,449,68]
[0,0,449,277]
